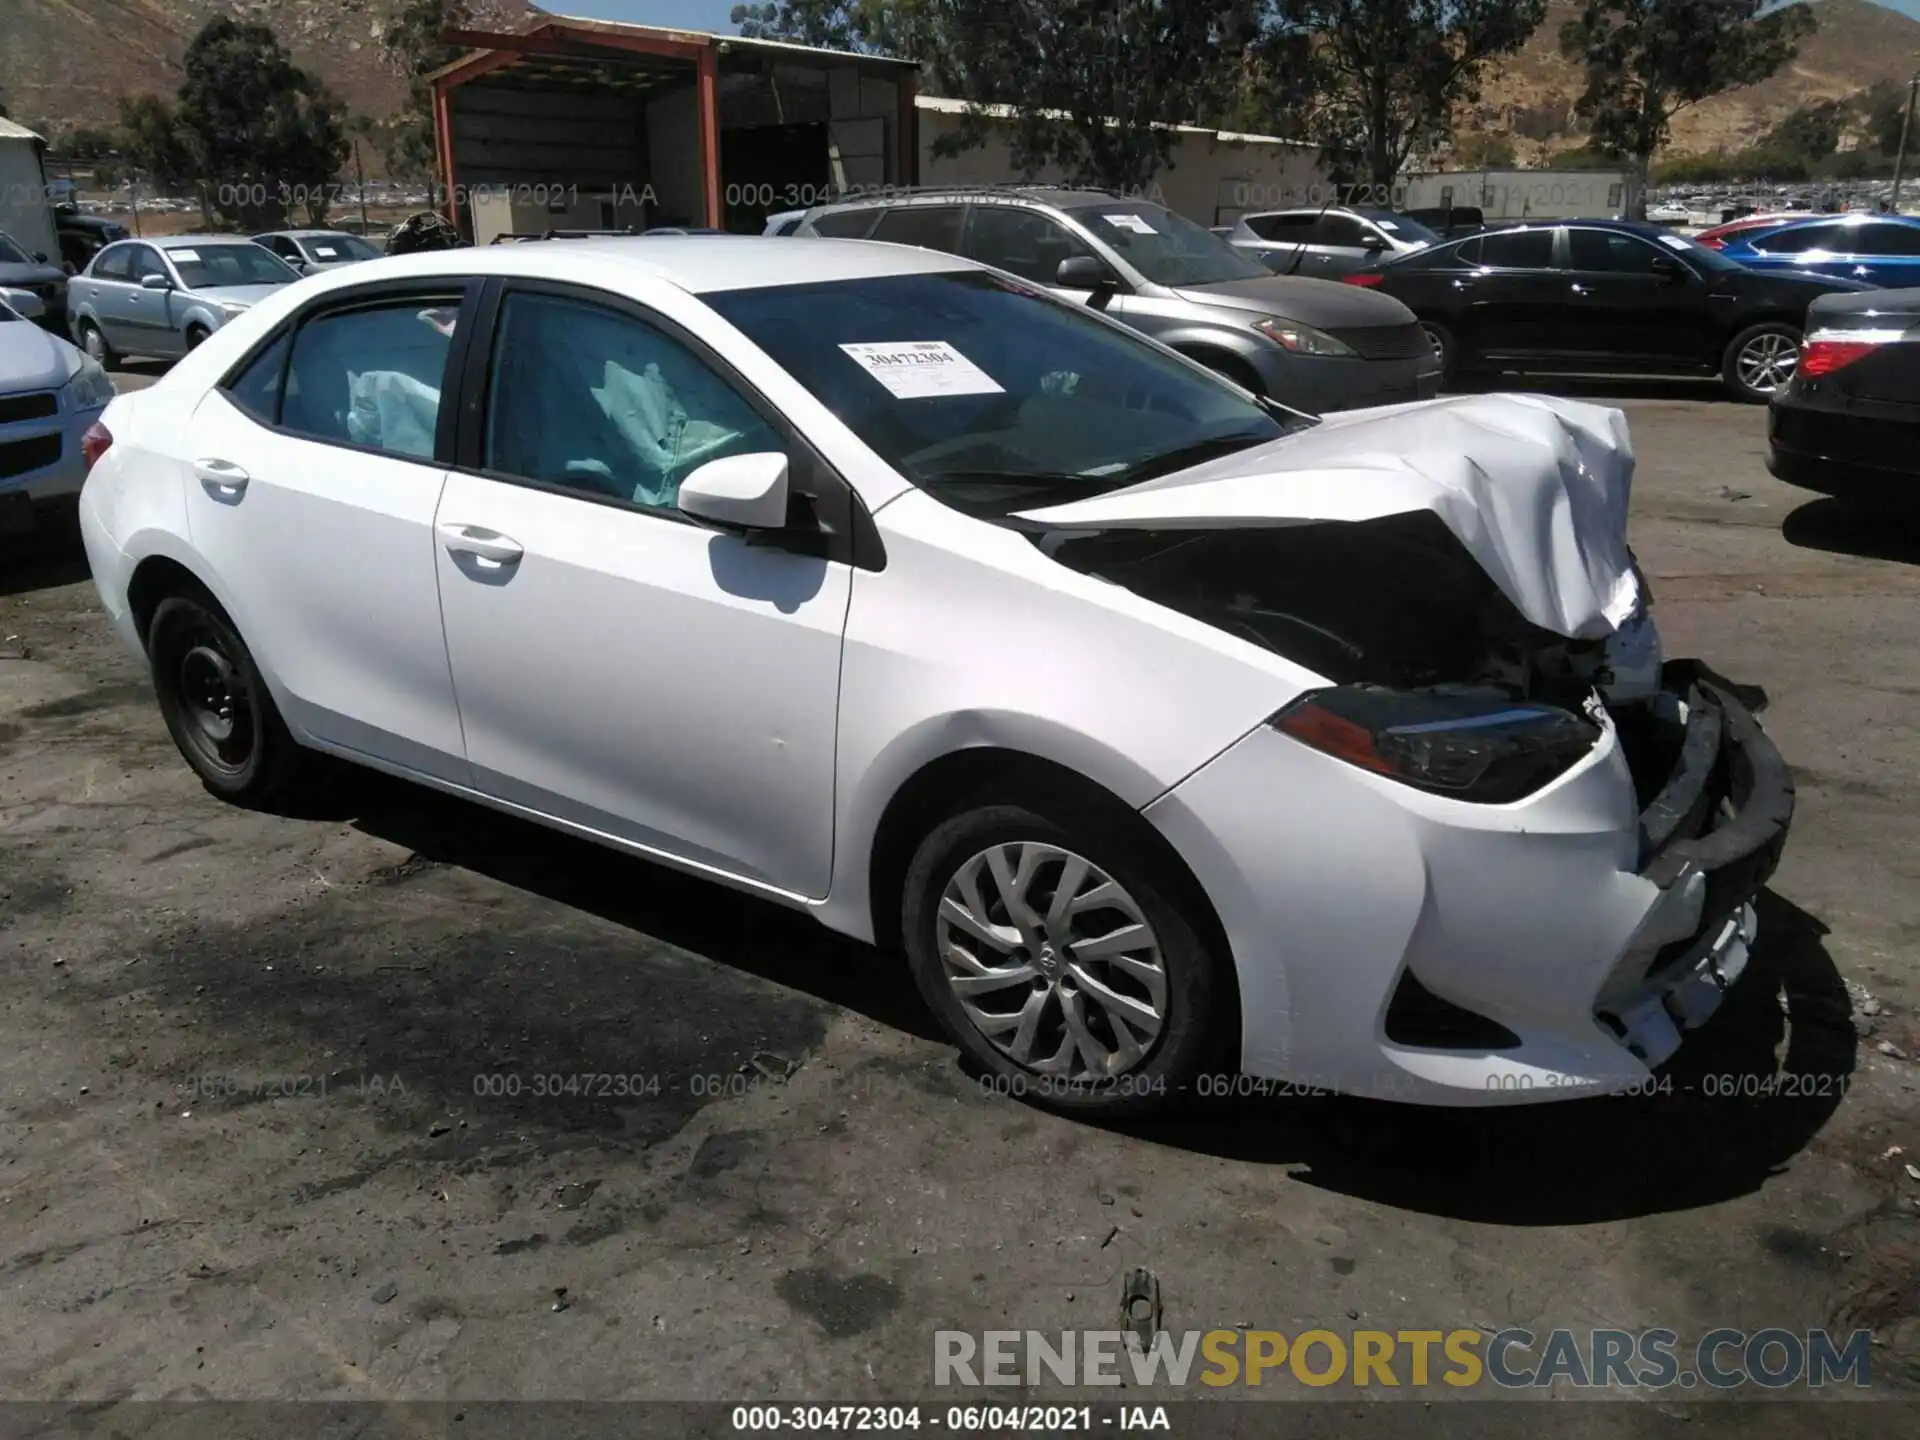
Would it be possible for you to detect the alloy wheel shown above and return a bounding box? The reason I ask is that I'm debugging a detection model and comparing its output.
[81,325,105,362]
[936,842,1167,1081]
[1736,332,1797,395]
[1421,323,1447,366]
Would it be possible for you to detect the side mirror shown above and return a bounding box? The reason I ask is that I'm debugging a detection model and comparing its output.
[678,451,791,531]
[139,272,172,291]
[1363,239,1388,253]
[33,252,48,264]
[1649,257,1683,282]
[1055,255,1114,290]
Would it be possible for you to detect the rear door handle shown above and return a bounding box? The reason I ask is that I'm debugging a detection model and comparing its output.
[438,523,524,566]
[193,457,249,495]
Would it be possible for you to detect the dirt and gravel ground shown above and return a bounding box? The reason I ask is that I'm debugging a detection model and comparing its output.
[1,375,1917,1435]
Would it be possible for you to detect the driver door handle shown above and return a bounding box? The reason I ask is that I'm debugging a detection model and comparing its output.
[193,457,249,495]
[438,523,524,566]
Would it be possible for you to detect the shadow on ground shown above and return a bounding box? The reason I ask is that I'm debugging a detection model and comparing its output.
[1783,497,1920,565]
[71,747,1851,1224]
[0,501,87,598]
[1116,890,1854,1225]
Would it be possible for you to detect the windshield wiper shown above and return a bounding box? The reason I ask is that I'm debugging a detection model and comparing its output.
[1114,429,1280,486]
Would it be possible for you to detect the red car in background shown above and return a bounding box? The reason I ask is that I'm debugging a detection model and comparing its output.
[1695,213,1838,250]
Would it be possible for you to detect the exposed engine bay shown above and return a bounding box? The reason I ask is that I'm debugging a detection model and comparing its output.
[1035,511,1635,712]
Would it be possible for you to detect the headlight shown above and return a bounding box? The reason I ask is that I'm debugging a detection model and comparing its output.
[1271,685,1601,804]
[214,300,250,317]
[63,354,115,411]
[1251,317,1356,357]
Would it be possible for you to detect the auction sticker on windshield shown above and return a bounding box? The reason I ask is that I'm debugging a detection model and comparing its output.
[1104,214,1157,234]
[840,340,1005,399]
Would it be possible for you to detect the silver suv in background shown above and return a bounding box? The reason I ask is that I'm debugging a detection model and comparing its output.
[794,189,1441,412]
[67,236,300,367]
[1223,206,1441,278]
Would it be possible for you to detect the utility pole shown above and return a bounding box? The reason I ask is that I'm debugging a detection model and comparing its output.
[1894,74,1918,216]
[355,136,369,234]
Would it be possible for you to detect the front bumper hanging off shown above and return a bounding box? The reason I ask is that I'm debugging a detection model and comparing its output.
[1595,661,1795,1069]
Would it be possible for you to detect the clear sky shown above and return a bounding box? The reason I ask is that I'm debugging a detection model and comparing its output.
[548,0,1920,33]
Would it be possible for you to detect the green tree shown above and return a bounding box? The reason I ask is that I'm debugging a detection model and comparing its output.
[172,18,347,229]
[1760,99,1845,164]
[730,1,893,48]
[1856,78,1912,158]
[118,92,200,215]
[1560,0,1816,218]
[1451,131,1517,168]
[892,1,1265,192]
[1262,1,1546,185]
[380,0,476,198]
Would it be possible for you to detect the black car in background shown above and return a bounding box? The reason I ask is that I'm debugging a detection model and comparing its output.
[53,208,130,273]
[1344,219,1872,402]
[1768,288,1920,508]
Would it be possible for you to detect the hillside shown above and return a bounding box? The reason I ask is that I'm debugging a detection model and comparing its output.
[0,0,537,139]
[2,0,1915,160]
[1465,0,1920,161]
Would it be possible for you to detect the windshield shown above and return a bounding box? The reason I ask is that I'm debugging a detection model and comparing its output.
[705,270,1306,517]
[1651,230,1742,273]
[1064,203,1273,287]
[0,234,31,265]
[301,233,380,262]
[168,244,299,289]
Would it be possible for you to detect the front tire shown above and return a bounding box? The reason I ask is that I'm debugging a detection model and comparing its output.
[901,802,1227,1115]
[1722,322,1800,403]
[184,324,211,352]
[76,318,117,370]
[148,594,307,806]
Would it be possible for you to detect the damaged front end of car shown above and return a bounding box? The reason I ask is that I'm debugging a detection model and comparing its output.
[1019,394,1794,1095]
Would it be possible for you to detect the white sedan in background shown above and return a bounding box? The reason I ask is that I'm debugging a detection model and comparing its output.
[76,238,1792,1113]
[0,287,115,536]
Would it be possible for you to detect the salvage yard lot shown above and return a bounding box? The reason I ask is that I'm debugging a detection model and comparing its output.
[2,378,1917,1426]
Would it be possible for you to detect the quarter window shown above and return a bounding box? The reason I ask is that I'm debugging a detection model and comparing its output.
[810,208,881,239]
[279,298,461,459]
[965,206,1092,286]
[481,291,782,513]
[223,330,294,423]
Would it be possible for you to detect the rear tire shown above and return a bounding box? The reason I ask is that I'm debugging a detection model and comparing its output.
[901,801,1227,1116]
[76,318,117,370]
[1721,322,1800,404]
[148,594,308,807]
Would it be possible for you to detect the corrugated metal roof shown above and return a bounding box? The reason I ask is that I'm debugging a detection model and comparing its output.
[912,95,1317,149]
[430,15,918,84]
[0,118,47,143]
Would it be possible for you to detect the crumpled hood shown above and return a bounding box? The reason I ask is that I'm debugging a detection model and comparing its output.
[1015,393,1640,641]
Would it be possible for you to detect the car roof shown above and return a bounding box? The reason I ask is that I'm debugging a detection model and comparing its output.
[1758,211,1916,230]
[260,229,360,240]
[812,187,1130,214]
[148,235,265,249]
[270,235,980,296]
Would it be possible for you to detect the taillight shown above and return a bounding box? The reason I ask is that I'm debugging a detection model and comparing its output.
[1342,272,1385,286]
[81,420,113,473]
[1799,334,1890,379]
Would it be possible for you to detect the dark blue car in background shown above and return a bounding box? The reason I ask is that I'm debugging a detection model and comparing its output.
[1718,213,1920,287]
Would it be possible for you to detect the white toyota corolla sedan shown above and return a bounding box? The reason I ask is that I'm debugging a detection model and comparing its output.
[76,237,1792,1113]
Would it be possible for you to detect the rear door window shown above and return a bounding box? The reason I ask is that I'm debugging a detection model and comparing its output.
[1475,229,1555,269]
[279,297,462,460]
[869,206,968,255]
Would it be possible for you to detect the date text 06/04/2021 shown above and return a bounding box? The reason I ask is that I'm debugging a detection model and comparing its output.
[729,1406,1171,1432]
